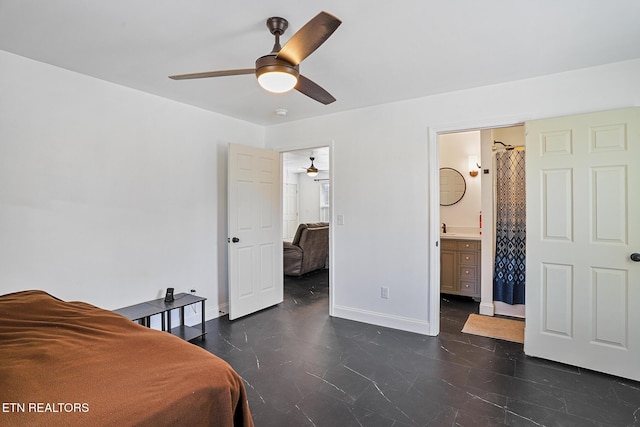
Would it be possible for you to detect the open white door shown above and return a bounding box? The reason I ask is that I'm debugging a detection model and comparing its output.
[228,143,282,320]
[283,183,298,240]
[525,108,640,381]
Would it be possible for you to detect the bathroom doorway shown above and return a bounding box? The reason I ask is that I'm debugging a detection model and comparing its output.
[438,125,526,320]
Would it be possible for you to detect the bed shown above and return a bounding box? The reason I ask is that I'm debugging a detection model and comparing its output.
[0,290,254,427]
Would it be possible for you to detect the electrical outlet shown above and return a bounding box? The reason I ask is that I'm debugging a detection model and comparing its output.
[381,286,389,299]
[190,289,196,294]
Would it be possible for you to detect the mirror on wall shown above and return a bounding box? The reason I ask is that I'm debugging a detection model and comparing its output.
[440,167,466,206]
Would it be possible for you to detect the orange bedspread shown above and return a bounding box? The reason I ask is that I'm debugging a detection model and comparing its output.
[0,290,253,427]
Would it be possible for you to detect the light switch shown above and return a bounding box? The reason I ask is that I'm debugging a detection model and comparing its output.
[337,214,344,225]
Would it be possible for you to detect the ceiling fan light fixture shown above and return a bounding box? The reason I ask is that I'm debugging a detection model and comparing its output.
[258,71,298,93]
[255,55,299,93]
[306,157,319,177]
[169,12,341,104]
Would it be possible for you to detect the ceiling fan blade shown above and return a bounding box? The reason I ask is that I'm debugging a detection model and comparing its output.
[277,11,341,66]
[169,68,255,80]
[295,75,336,105]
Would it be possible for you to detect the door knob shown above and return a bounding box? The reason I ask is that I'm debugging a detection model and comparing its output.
[231,237,240,243]
[631,253,640,262]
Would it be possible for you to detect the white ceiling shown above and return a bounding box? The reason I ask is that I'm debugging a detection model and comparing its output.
[283,147,329,176]
[2,1,639,126]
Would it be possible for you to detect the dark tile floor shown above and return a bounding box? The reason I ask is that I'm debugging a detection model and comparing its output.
[196,270,640,426]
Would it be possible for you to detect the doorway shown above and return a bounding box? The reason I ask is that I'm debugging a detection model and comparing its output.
[282,147,330,234]
[430,108,639,381]
[227,144,331,320]
[437,125,526,326]
[281,146,331,296]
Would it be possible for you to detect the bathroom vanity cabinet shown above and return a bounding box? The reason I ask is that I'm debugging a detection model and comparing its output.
[440,238,481,300]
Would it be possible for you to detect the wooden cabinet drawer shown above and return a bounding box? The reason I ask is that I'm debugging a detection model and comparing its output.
[457,240,479,251]
[441,240,457,250]
[459,266,477,280]
[459,251,478,266]
[459,280,478,296]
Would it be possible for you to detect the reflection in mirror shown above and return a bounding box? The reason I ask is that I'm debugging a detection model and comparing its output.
[440,168,466,206]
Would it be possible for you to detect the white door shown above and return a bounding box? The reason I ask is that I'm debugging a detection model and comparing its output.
[283,183,298,240]
[525,107,640,381]
[228,143,283,320]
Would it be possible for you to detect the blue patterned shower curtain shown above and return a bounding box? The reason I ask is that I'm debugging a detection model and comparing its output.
[493,149,526,305]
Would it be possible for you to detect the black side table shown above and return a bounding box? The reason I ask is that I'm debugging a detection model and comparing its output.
[114,293,207,341]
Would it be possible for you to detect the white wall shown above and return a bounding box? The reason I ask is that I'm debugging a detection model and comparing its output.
[298,170,329,224]
[492,127,525,149]
[282,168,330,237]
[0,51,264,322]
[3,48,639,336]
[266,59,640,335]
[439,131,481,230]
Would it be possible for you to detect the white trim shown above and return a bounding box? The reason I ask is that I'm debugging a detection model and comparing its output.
[332,305,431,335]
[479,302,495,316]
[494,301,525,318]
[214,302,229,318]
[480,128,496,316]
[427,127,440,336]
[328,143,335,317]
[181,302,227,326]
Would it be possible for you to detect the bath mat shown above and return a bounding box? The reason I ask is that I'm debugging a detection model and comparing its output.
[462,313,524,343]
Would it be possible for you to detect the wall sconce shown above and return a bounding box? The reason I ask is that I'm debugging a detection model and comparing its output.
[468,155,480,177]
[306,157,319,177]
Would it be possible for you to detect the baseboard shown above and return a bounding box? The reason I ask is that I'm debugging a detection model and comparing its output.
[494,301,525,318]
[184,302,228,326]
[479,302,495,316]
[148,302,228,330]
[332,305,433,336]
[215,302,229,318]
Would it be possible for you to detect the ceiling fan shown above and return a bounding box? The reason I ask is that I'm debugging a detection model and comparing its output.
[169,11,342,105]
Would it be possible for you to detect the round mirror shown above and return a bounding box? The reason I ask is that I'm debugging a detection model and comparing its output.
[440,168,466,206]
